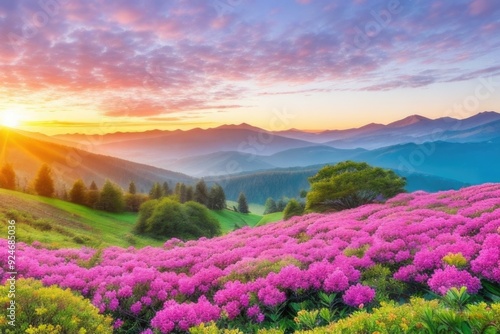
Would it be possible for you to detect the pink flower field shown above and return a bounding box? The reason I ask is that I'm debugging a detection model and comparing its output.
[2,184,500,333]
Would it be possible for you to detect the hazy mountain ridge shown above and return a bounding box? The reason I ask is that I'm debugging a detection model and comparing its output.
[0,128,194,192]
[3,111,499,204]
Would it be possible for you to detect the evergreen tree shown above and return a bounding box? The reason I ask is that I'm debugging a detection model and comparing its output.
[34,164,55,197]
[0,163,16,190]
[96,180,124,213]
[87,181,100,208]
[125,193,148,212]
[149,182,163,199]
[186,185,194,202]
[162,182,171,196]
[264,197,279,214]
[179,183,187,203]
[208,184,226,210]
[70,179,88,205]
[128,181,137,194]
[237,192,250,213]
[174,182,182,197]
[277,198,287,212]
[194,179,209,206]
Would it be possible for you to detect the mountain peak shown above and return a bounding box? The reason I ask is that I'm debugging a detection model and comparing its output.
[216,123,264,131]
[387,115,430,128]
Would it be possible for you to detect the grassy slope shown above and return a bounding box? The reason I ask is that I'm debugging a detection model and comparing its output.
[0,189,268,248]
[255,212,284,226]
[226,200,265,215]
[209,209,263,233]
[0,189,162,249]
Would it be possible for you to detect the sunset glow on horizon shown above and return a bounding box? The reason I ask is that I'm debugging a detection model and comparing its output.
[1,0,499,135]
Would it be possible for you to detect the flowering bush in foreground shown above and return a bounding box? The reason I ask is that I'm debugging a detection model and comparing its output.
[0,279,113,333]
[1,184,500,332]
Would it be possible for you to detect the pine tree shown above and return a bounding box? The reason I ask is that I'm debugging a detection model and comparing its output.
[149,182,163,199]
[0,163,16,190]
[87,181,100,208]
[128,181,137,194]
[186,185,194,202]
[209,184,226,210]
[237,192,250,213]
[194,179,209,206]
[34,164,55,197]
[162,182,171,196]
[70,179,88,205]
[174,182,182,196]
[264,197,278,214]
[179,183,187,203]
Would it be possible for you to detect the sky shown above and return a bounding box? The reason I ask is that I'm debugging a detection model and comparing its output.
[1,0,500,134]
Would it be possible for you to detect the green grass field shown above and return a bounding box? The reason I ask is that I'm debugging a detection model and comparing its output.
[208,209,263,233]
[256,212,284,226]
[0,189,160,249]
[0,189,283,249]
[226,200,266,215]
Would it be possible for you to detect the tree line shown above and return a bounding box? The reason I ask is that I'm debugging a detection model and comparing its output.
[0,162,233,214]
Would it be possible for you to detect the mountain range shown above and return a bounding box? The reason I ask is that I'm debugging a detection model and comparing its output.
[2,111,499,203]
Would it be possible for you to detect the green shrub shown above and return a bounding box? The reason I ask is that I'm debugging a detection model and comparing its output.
[295,297,500,334]
[283,199,305,220]
[0,279,113,333]
[135,198,221,240]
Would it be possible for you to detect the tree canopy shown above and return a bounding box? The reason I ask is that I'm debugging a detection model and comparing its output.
[306,161,406,212]
[135,198,221,240]
[34,164,55,197]
[0,163,16,190]
[70,179,88,205]
[96,180,125,213]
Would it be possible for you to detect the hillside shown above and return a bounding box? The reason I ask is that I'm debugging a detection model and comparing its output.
[0,188,162,248]
[0,128,194,192]
[2,184,499,333]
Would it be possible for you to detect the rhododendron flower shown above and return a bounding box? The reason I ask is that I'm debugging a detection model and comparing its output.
[342,284,376,307]
[428,266,481,295]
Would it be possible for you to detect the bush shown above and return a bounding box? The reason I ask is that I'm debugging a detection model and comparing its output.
[295,295,500,333]
[306,161,406,212]
[283,199,304,220]
[0,279,113,333]
[135,198,222,240]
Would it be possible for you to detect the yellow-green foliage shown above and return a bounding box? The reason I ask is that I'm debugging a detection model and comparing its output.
[343,244,369,258]
[190,323,285,334]
[220,257,303,284]
[442,252,468,268]
[0,279,113,334]
[296,298,500,334]
[190,322,244,334]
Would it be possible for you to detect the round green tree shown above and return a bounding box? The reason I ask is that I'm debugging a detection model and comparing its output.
[306,161,406,212]
[96,180,125,213]
[283,199,304,220]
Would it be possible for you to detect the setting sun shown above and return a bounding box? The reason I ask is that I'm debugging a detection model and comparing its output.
[1,111,20,128]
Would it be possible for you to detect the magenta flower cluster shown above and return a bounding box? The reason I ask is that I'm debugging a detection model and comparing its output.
[1,184,500,333]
